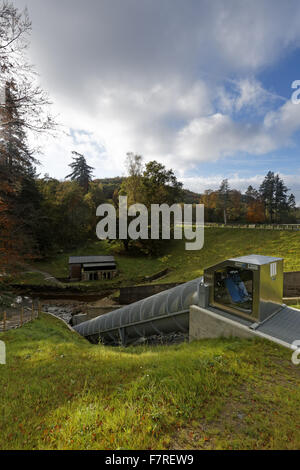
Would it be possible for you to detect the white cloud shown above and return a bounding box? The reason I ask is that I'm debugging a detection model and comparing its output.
[176,113,273,162]
[216,78,282,115]
[35,78,300,180]
[9,0,300,180]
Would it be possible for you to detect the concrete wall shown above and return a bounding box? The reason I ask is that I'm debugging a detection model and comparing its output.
[86,305,122,318]
[189,305,296,350]
[144,268,170,282]
[72,305,123,326]
[119,282,183,304]
[72,313,88,326]
[189,305,256,341]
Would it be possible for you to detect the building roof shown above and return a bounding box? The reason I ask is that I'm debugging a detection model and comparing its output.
[229,254,283,266]
[69,255,115,265]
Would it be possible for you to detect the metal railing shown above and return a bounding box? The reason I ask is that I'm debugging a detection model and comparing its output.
[205,223,300,231]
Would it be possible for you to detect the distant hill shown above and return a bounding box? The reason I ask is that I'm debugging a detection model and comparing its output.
[94,177,125,200]
[95,177,201,204]
[182,188,201,204]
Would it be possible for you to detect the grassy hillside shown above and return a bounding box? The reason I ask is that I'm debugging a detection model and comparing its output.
[163,227,300,283]
[20,227,300,288]
[0,314,300,450]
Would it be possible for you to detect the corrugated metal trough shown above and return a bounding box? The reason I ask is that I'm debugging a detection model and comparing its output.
[74,255,300,349]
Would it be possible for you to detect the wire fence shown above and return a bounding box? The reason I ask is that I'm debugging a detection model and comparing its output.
[0,299,41,332]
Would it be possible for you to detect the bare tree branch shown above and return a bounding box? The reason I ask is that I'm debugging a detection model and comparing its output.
[0,1,56,138]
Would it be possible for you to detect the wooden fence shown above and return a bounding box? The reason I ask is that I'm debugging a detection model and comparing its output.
[0,302,41,332]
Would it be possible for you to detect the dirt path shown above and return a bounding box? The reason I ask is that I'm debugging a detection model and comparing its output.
[24,266,64,287]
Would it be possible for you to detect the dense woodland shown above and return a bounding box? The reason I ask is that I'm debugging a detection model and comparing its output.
[0,2,299,278]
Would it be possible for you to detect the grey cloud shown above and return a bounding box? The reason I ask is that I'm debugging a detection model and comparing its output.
[11,0,300,176]
[15,0,300,104]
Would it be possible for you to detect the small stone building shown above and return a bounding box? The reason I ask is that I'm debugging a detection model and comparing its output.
[69,256,117,281]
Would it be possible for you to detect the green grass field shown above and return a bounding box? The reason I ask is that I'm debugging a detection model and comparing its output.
[1,314,300,450]
[20,227,300,288]
[163,227,300,283]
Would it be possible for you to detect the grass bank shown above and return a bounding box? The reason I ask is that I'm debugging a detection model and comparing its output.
[17,227,300,288]
[163,227,300,283]
[0,314,300,450]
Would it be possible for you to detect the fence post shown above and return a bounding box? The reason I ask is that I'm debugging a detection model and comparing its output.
[31,303,34,321]
[3,311,6,332]
[37,301,41,318]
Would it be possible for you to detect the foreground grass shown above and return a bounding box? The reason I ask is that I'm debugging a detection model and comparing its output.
[0,314,300,450]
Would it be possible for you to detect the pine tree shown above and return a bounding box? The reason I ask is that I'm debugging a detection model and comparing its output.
[66,151,94,193]
[245,185,259,203]
[259,171,276,222]
[274,174,289,222]
[0,80,35,178]
[0,2,55,277]
[0,80,40,264]
[288,193,296,210]
[259,171,293,223]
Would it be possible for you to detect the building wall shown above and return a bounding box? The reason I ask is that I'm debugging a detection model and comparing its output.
[83,270,117,281]
[283,271,300,297]
[70,264,82,280]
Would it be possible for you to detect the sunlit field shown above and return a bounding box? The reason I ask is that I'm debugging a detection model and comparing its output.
[1,314,300,450]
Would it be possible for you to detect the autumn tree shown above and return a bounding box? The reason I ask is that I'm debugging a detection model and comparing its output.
[200,190,219,222]
[116,157,183,254]
[84,181,105,234]
[218,179,230,224]
[119,152,143,205]
[227,189,243,221]
[244,185,265,223]
[246,200,266,223]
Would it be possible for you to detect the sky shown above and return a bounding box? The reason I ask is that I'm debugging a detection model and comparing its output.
[13,0,300,200]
